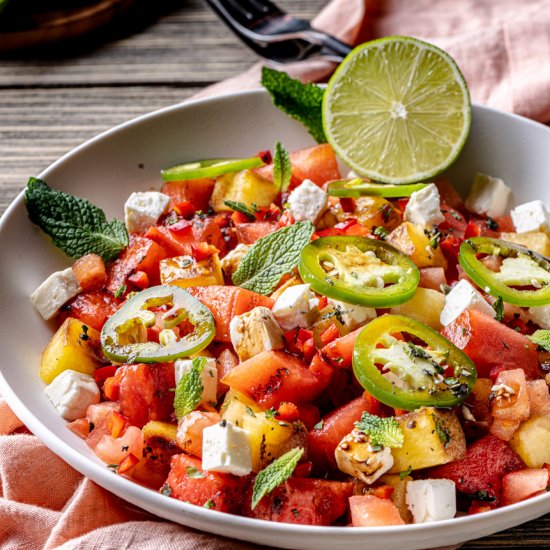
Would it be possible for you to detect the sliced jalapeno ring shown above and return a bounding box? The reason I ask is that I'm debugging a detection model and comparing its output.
[298,236,420,307]
[101,285,215,363]
[353,315,477,410]
[459,236,550,307]
[161,156,264,182]
[327,178,429,198]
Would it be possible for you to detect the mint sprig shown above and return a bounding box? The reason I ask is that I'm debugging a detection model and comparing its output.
[224,200,256,220]
[273,142,292,193]
[251,447,304,509]
[261,67,326,144]
[232,221,314,295]
[174,356,206,420]
[355,412,404,448]
[529,330,550,351]
[25,178,128,262]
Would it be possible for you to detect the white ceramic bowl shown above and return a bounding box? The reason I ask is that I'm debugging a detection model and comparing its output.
[1,90,550,550]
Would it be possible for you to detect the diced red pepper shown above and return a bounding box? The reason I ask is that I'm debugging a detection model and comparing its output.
[465,220,482,239]
[93,365,118,384]
[340,198,355,213]
[277,402,300,422]
[278,210,295,227]
[191,242,219,261]
[118,453,140,474]
[173,201,196,218]
[127,270,150,290]
[368,484,395,500]
[320,323,340,346]
[109,410,129,439]
[303,337,316,363]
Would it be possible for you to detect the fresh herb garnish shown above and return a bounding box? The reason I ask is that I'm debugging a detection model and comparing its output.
[224,200,256,220]
[433,415,451,447]
[114,284,127,299]
[245,406,257,418]
[173,356,206,420]
[373,226,389,240]
[355,412,404,448]
[528,330,550,352]
[160,483,172,497]
[186,466,205,479]
[261,67,326,144]
[232,221,314,295]
[313,419,324,430]
[273,141,292,193]
[203,499,215,509]
[264,407,278,419]
[486,218,499,231]
[493,296,504,321]
[24,177,128,262]
[472,490,496,502]
[251,447,304,509]
[400,465,413,480]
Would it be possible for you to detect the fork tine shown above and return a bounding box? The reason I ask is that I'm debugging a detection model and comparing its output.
[246,0,285,17]
[206,0,253,28]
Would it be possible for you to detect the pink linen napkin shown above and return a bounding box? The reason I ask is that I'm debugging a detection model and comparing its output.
[2,0,550,547]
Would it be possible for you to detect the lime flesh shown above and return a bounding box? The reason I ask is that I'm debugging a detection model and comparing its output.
[323,36,471,184]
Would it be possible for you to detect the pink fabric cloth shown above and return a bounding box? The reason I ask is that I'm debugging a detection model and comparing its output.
[2,0,550,547]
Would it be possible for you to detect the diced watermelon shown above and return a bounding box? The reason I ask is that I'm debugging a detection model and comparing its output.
[72,254,107,291]
[176,411,221,458]
[435,179,464,210]
[321,327,363,369]
[113,363,175,428]
[161,178,215,212]
[221,351,332,409]
[188,286,274,343]
[501,469,549,506]
[63,290,121,331]
[215,348,239,396]
[418,267,447,291]
[106,235,168,293]
[438,203,467,238]
[527,380,550,417]
[243,477,353,525]
[427,434,525,503]
[236,222,278,244]
[308,393,382,471]
[349,495,405,527]
[441,309,540,379]
[166,453,247,513]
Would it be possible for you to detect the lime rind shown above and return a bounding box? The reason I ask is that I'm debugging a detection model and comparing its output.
[323,36,471,185]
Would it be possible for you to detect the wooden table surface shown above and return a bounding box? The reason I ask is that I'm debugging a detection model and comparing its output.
[0,0,549,547]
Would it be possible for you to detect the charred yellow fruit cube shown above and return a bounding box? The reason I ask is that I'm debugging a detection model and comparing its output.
[221,389,306,471]
[500,232,550,257]
[380,473,413,523]
[210,169,277,212]
[160,254,223,288]
[142,420,178,443]
[353,197,403,231]
[40,317,103,384]
[510,415,550,467]
[387,222,447,269]
[389,407,466,472]
[390,288,446,330]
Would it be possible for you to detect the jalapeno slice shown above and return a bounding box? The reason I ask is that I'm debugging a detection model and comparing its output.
[161,157,264,181]
[327,178,429,198]
[459,237,550,307]
[353,315,476,410]
[101,285,215,363]
[298,236,419,307]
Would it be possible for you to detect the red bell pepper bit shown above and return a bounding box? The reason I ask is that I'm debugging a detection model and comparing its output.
[257,149,272,164]
[464,220,482,239]
[117,453,140,474]
[127,270,150,290]
[278,210,295,227]
[320,323,340,346]
[231,211,251,225]
[109,410,129,439]
[166,219,194,235]
[368,484,395,499]
[93,365,119,384]
[303,338,316,363]
[191,242,220,261]
[277,402,300,422]
[340,197,355,213]
[173,200,196,218]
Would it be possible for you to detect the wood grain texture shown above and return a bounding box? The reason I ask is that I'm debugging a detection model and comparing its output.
[0,0,549,547]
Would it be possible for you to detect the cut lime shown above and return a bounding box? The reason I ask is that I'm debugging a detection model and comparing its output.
[161,156,264,181]
[323,36,471,185]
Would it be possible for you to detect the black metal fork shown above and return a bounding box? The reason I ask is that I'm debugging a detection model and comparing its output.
[205,0,353,63]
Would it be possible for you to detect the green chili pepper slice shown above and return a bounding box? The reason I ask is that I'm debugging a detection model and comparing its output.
[353,315,476,410]
[298,236,420,307]
[161,156,264,181]
[327,178,429,198]
[459,237,550,307]
[101,285,215,363]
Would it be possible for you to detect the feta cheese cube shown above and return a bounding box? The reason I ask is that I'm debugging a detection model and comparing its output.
[404,183,444,226]
[327,298,376,331]
[220,243,250,278]
[406,479,456,523]
[465,173,512,218]
[174,357,218,406]
[44,370,100,421]
[202,420,252,476]
[440,279,496,326]
[272,284,319,331]
[528,305,550,329]
[511,200,550,234]
[229,306,284,361]
[288,179,328,224]
[30,267,81,320]
[335,429,394,484]
[124,191,171,233]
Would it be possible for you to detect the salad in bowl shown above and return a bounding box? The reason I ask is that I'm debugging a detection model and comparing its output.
[13,36,550,541]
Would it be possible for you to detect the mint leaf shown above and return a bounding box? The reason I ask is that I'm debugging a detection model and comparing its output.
[186,466,204,479]
[251,447,304,509]
[224,200,256,220]
[174,356,206,420]
[493,296,504,322]
[264,407,278,419]
[529,330,550,351]
[273,142,292,193]
[400,465,412,480]
[24,178,128,262]
[232,221,314,295]
[355,412,404,448]
[261,67,326,144]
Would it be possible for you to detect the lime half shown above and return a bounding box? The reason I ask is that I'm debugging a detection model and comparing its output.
[323,36,471,184]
